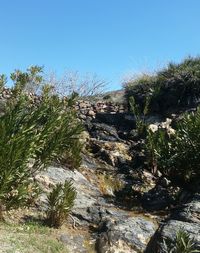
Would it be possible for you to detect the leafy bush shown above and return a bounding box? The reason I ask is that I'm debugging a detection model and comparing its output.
[0,67,83,217]
[161,229,199,253]
[46,180,77,228]
[147,107,200,187]
[124,56,200,114]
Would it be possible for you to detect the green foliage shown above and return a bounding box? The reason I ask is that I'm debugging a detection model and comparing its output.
[0,66,83,215]
[147,107,200,186]
[0,221,68,252]
[124,73,157,110]
[46,180,77,228]
[125,56,200,114]
[11,65,43,95]
[161,229,199,253]
[129,96,150,137]
[125,73,156,92]
[0,74,7,90]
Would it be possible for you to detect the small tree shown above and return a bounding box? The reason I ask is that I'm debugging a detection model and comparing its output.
[45,70,107,98]
[10,65,43,95]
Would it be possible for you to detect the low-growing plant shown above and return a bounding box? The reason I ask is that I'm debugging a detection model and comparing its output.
[46,180,77,228]
[161,229,199,253]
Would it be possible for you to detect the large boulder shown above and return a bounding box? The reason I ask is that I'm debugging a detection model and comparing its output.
[95,210,158,253]
[89,123,121,142]
[141,184,180,211]
[172,193,200,223]
[156,220,200,253]
[35,166,102,214]
[146,194,200,252]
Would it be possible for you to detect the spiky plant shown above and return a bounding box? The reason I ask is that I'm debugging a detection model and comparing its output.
[46,180,77,228]
[0,74,6,90]
[147,106,200,187]
[161,229,199,253]
[0,67,83,218]
[129,96,150,137]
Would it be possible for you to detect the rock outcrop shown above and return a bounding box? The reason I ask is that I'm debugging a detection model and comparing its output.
[33,91,200,252]
[36,166,158,253]
[145,194,200,252]
[0,87,197,252]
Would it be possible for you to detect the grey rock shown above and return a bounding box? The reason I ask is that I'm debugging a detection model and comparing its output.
[160,219,200,241]
[173,193,200,223]
[157,220,200,252]
[96,211,157,253]
[36,166,101,211]
[90,123,120,142]
[142,185,177,211]
[146,194,200,253]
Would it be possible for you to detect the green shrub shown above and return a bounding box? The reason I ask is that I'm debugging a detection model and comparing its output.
[46,180,77,228]
[0,74,7,91]
[124,56,200,114]
[161,229,199,253]
[10,65,43,95]
[147,107,200,187]
[129,95,150,137]
[0,67,82,217]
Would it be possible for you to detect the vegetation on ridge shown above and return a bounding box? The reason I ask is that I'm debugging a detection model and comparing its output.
[125,56,200,114]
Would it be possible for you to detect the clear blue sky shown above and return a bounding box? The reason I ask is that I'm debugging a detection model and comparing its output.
[0,0,200,90]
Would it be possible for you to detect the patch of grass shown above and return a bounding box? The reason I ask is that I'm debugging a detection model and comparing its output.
[0,222,68,253]
[83,239,96,253]
[19,220,50,234]
[98,174,124,196]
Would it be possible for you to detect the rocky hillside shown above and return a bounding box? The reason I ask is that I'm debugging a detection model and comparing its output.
[1,57,200,252]
[34,93,200,252]
[0,87,199,253]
